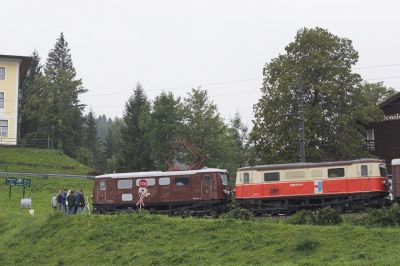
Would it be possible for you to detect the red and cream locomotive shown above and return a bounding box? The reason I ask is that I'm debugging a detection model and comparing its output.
[235,158,389,214]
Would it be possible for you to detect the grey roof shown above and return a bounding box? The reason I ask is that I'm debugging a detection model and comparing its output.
[95,168,227,179]
[238,158,383,171]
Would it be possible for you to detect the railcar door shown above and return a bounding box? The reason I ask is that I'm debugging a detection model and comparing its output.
[359,164,371,191]
[201,174,215,199]
[96,178,108,203]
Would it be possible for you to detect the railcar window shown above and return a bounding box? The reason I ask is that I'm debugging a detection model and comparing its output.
[159,177,170,186]
[264,172,280,182]
[175,177,189,186]
[117,179,132,189]
[361,165,369,177]
[243,173,250,184]
[380,165,387,177]
[135,178,156,187]
[99,180,106,190]
[328,168,345,178]
[220,174,228,185]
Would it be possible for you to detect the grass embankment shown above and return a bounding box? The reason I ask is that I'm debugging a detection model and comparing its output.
[1,212,400,265]
[1,172,400,265]
[0,147,91,174]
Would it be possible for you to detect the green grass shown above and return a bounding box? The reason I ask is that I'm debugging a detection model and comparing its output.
[0,146,91,174]
[2,175,400,265]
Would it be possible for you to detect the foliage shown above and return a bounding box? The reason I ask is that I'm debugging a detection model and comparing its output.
[20,33,87,159]
[118,83,153,171]
[147,91,182,170]
[251,27,395,164]
[20,50,46,140]
[287,208,342,225]
[351,207,400,227]
[223,208,253,220]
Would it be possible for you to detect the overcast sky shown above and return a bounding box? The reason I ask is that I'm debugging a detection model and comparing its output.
[3,0,400,126]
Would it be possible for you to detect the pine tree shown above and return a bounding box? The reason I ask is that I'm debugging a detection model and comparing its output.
[119,83,153,171]
[44,32,87,156]
[20,50,47,141]
[148,91,182,170]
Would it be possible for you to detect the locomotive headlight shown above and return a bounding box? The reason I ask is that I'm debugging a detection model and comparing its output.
[223,189,231,195]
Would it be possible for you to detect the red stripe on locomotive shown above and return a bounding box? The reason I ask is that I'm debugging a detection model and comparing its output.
[236,177,386,198]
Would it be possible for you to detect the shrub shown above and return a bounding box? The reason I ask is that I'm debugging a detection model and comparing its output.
[353,207,400,227]
[310,208,342,226]
[286,208,342,226]
[286,209,311,225]
[224,208,253,220]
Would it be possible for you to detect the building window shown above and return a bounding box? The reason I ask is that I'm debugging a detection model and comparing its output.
[0,120,8,137]
[328,168,345,178]
[175,177,189,186]
[0,92,4,108]
[366,128,375,151]
[117,179,132,189]
[0,67,5,80]
[264,172,280,182]
[243,173,250,184]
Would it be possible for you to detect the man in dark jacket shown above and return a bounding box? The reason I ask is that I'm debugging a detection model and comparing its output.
[77,190,85,214]
[66,190,75,215]
[60,189,67,213]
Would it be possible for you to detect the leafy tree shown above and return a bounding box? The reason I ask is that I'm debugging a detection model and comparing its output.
[251,27,394,163]
[227,112,250,168]
[180,88,227,168]
[44,32,87,156]
[119,83,153,171]
[147,91,182,170]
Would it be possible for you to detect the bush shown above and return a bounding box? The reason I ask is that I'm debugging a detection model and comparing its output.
[224,208,253,220]
[286,208,342,226]
[310,208,342,226]
[353,207,400,227]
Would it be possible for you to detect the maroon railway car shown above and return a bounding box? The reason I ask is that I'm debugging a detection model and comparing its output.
[92,168,231,215]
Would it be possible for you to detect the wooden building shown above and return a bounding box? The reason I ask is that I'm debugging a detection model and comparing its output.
[367,92,400,172]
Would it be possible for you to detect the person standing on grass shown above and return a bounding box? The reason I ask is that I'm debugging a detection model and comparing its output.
[60,189,67,213]
[74,190,79,214]
[51,193,58,210]
[66,190,75,215]
[77,190,85,214]
[56,190,62,211]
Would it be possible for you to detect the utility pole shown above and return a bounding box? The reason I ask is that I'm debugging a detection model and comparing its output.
[297,77,305,162]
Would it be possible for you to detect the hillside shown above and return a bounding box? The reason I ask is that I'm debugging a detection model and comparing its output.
[0,147,91,174]
[1,212,400,265]
[0,176,400,265]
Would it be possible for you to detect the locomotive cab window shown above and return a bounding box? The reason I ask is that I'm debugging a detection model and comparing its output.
[243,173,250,184]
[328,168,345,178]
[380,165,387,177]
[361,165,368,177]
[117,179,132,189]
[220,174,228,186]
[175,177,189,186]
[99,180,107,190]
[264,172,280,182]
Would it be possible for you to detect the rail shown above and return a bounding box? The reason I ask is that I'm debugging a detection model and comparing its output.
[0,171,94,179]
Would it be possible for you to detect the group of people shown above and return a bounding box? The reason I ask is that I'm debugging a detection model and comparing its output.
[51,189,86,215]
